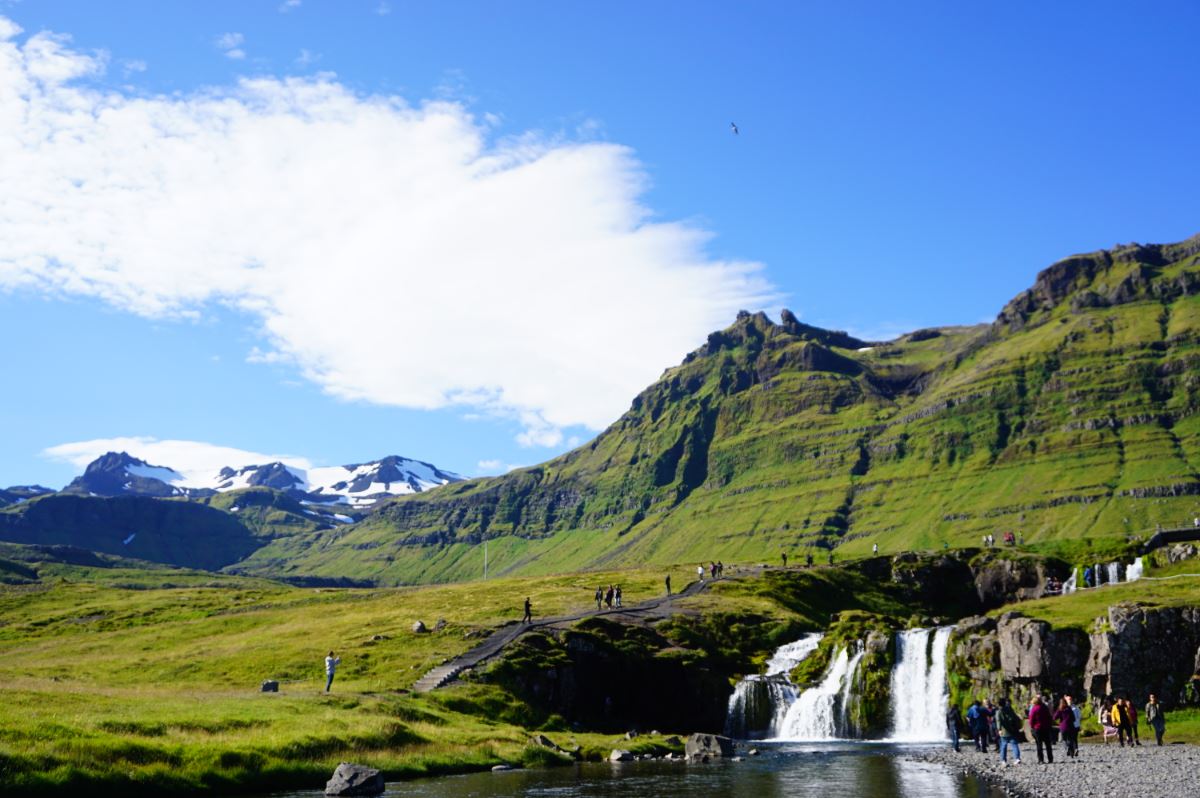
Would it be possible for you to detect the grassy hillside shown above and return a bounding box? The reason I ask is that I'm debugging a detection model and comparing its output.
[232,235,1200,585]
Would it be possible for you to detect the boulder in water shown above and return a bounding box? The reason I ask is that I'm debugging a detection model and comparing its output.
[685,733,734,761]
[324,763,384,796]
[609,749,634,762]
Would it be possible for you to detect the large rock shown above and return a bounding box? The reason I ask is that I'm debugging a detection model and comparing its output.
[609,749,633,762]
[324,763,384,796]
[1085,604,1200,708]
[685,733,735,761]
[260,679,279,693]
[948,611,1086,706]
[972,556,1067,608]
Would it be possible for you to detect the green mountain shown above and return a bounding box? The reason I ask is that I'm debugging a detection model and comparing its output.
[228,234,1200,584]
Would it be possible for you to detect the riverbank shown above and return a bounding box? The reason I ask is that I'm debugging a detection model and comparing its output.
[919,742,1200,798]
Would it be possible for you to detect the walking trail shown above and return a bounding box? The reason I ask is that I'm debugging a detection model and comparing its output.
[412,568,760,693]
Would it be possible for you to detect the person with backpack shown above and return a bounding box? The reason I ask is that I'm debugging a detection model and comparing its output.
[966,700,988,753]
[1028,695,1055,763]
[996,697,1023,765]
[1145,693,1166,745]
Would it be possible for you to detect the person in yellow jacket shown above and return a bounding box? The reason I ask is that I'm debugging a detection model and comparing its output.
[1112,698,1133,747]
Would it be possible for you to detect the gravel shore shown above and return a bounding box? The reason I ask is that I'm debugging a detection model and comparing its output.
[919,742,1200,798]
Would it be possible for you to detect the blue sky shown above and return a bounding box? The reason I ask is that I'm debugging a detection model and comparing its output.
[1,0,1198,489]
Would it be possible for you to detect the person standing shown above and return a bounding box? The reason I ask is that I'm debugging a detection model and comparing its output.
[1066,694,1082,757]
[614,585,622,608]
[1028,695,1054,763]
[946,704,964,753]
[324,650,341,693]
[1145,694,1166,745]
[1112,698,1133,747]
[595,586,603,610]
[872,543,878,555]
[1054,697,1077,758]
[522,596,532,624]
[996,697,1023,766]
[604,585,614,608]
[665,574,672,596]
[967,700,987,753]
[697,564,705,582]
[782,552,788,568]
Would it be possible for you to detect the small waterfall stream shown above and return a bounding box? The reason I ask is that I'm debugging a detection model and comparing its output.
[776,645,864,740]
[724,634,821,738]
[888,627,952,741]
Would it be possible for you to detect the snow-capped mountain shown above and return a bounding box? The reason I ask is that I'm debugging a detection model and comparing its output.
[61,451,462,506]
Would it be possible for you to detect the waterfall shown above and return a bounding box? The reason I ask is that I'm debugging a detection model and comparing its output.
[888,627,953,742]
[1107,561,1122,584]
[1094,561,1102,586]
[1062,568,1077,595]
[776,645,864,740]
[1126,557,1144,582]
[725,633,822,738]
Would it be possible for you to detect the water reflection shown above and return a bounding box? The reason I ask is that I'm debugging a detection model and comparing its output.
[275,744,1000,798]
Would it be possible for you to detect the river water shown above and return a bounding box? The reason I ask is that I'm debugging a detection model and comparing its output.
[278,743,1002,798]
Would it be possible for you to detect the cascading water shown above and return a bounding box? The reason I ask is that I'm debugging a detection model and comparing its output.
[1062,568,1077,594]
[1126,557,1144,582]
[775,645,864,740]
[724,634,822,738]
[1107,561,1122,584]
[888,627,953,742]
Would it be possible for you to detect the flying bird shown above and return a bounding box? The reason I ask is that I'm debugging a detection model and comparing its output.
[730,121,739,135]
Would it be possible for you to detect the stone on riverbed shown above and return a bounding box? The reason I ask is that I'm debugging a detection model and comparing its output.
[324,763,384,796]
[685,733,735,761]
[609,749,634,762]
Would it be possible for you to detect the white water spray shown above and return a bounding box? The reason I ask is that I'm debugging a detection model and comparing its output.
[888,627,953,741]
[1107,561,1122,584]
[776,645,864,740]
[1126,557,1144,582]
[724,634,822,738]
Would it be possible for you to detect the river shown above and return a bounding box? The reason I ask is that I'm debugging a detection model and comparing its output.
[278,743,1002,798]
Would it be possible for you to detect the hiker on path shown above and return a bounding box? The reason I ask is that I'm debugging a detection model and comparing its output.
[984,699,998,746]
[614,585,622,608]
[806,552,813,567]
[873,543,878,555]
[1028,695,1055,763]
[782,552,788,568]
[946,704,964,752]
[665,574,672,596]
[698,564,705,582]
[996,697,1022,765]
[1054,697,1077,758]
[595,586,603,610]
[522,597,532,624]
[1145,694,1166,745]
[605,585,614,608]
[324,650,341,693]
[1066,694,1082,756]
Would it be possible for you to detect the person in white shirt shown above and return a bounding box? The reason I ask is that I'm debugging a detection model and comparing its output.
[325,650,341,692]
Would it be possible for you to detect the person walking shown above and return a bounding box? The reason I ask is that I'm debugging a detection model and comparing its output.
[872,543,878,555]
[1028,695,1054,763]
[665,574,672,597]
[1125,698,1140,745]
[697,564,705,582]
[1066,694,1082,757]
[522,596,532,624]
[604,585,614,608]
[1054,697,1077,758]
[966,700,988,753]
[782,552,788,568]
[614,585,622,608]
[595,586,603,610]
[324,650,341,693]
[1112,697,1133,747]
[946,704,964,753]
[1145,694,1166,745]
[996,697,1023,766]
[984,699,998,748]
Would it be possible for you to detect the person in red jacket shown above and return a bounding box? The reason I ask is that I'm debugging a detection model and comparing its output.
[1028,695,1055,763]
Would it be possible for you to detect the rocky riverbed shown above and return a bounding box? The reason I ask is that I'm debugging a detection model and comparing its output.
[919,742,1200,798]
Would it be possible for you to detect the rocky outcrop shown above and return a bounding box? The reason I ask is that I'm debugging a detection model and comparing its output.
[971,555,1068,609]
[948,612,1087,706]
[685,733,734,761]
[324,763,384,796]
[1085,604,1200,708]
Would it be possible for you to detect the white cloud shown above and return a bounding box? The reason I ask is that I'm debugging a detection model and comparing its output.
[215,32,245,60]
[295,48,319,67]
[0,17,773,446]
[477,459,525,474]
[279,0,302,12]
[43,437,313,484]
[375,1,391,15]
[121,58,147,77]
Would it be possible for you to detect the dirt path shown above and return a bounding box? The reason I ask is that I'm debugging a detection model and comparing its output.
[411,570,752,693]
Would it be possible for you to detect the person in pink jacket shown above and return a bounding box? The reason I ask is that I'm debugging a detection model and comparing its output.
[1028,695,1055,763]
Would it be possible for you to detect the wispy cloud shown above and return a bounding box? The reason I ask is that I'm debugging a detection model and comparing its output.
[295,48,320,67]
[215,31,245,60]
[477,459,525,475]
[43,437,313,484]
[375,1,391,15]
[279,0,302,12]
[0,17,773,448]
[121,58,146,77]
